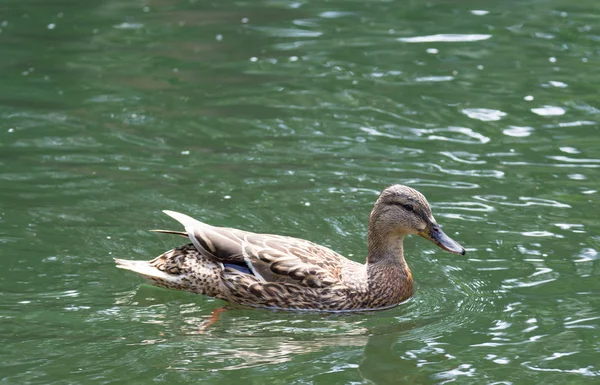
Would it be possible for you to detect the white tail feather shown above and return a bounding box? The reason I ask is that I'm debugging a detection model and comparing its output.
[114,258,181,283]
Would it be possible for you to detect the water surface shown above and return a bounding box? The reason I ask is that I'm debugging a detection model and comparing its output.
[1,0,600,383]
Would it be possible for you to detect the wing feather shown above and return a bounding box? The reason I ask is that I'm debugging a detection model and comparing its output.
[162,210,344,288]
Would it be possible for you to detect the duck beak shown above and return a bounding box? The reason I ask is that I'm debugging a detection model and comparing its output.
[419,224,465,255]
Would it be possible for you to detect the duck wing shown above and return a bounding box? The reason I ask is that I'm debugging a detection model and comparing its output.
[162,210,344,288]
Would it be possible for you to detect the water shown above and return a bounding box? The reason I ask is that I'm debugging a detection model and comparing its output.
[1,0,599,383]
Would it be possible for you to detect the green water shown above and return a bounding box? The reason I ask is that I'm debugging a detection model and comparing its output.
[2,0,600,383]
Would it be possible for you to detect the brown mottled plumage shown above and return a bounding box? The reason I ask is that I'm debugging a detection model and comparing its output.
[114,185,465,312]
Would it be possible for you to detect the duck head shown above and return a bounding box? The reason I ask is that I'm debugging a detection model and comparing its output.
[368,184,465,256]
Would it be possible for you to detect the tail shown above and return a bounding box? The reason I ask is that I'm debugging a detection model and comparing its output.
[114,244,224,298]
[114,258,179,282]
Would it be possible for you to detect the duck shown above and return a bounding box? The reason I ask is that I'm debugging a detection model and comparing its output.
[115,184,465,312]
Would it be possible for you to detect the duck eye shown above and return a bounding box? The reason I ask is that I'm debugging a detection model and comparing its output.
[404,204,414,212]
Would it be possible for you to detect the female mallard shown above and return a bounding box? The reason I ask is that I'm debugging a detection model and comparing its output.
[115,185,465,311]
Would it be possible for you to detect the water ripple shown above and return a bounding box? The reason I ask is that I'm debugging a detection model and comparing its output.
[397,34,492,43]
[548,155,600,164]
[414,126,491,144]
[249,26,323,38]
[461,108,507,122]
[440,151,486,164]
[414,75,454,82]
[503,126,534,137]
[474,195,571,208]
[433,201,495,212]
[427,164,504,178]
[531,106,566,116]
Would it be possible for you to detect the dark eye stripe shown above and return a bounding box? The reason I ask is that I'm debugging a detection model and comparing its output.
[389,202,414,211]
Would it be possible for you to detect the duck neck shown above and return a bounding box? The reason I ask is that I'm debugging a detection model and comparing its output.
[366,224,414,304]
[367,223,408,266]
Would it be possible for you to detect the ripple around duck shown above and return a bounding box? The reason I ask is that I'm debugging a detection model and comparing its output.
[93,178,493,372]
[99,242,496,374]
